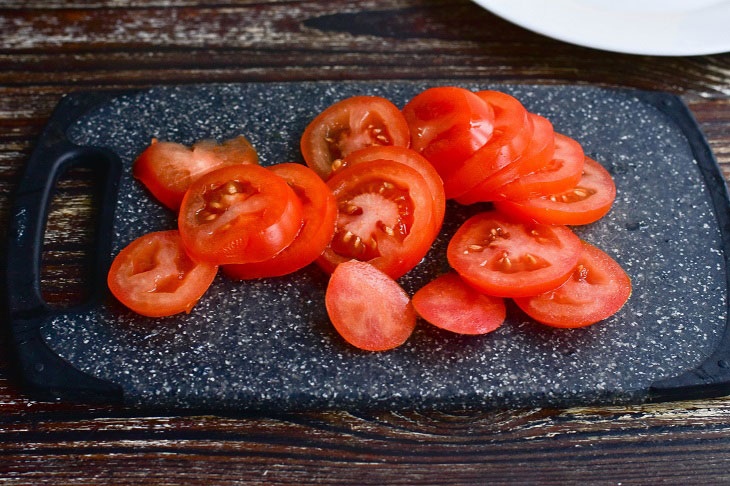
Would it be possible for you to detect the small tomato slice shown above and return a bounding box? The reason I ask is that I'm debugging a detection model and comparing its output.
[179,164,303,265]
[107,230,218,317]
[317,160,435,279]
[325,260,416,351]
[301,96,410,180]
[447,211,582,297]
[223,163,337,279]
[412,272,506,335]
[514,241,631,328]
[133,136,258,210]
[495,157,615,225]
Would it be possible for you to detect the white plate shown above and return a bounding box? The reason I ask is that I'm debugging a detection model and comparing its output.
[472,0,730,56]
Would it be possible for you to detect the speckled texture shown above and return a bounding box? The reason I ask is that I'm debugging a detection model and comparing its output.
[39,82,726,410]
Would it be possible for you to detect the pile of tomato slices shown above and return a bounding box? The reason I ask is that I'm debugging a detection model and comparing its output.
[108,86,631,353]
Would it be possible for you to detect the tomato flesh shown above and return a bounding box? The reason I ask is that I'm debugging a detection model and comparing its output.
[326,260,416,351]
[107,230,218,317]
[514,241,631,327]
[412,272,506,335]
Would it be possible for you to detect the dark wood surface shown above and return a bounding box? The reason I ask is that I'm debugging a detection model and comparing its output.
[2,1,730,484]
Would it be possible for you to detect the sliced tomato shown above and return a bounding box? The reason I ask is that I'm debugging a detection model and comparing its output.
[514,241,631,327]
[412,272,506,335]
[223,163,337,279]
[178,164,303,265]
[301,96,410,180]
[402,87,494,182]
[495,157,615,225]
[447,211,582,297]
[325,260,416,351]
[454,114,555,204]
[317,160,435,279]
[133,136,258,210]
[107,230,218,317]
[342,145,446,240]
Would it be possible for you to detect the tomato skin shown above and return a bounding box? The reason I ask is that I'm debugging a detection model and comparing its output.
[514,241,631,328]
[178,164,303,266]
[223,163,337,279]
[447,211,582,298]
[301,96,410,180]
[325,260,416,351]
[412,272,506,335]
[495,157,615,225]
[107,230,218,317]
[133,136,258,210]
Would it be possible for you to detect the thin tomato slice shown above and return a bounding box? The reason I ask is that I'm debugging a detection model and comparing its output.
[412,272,506,335]
[107,230,218,317]
[495,157,615,225]
[133,136,258,210]
[223,163,337,279]
[447,211,582,297]
[317,160,435,279]
[325,260,416,351]
[179,164,303,265]
[301,96,410,180]
[514,241,631,328]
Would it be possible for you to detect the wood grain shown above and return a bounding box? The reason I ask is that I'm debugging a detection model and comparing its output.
[2,0,730,484]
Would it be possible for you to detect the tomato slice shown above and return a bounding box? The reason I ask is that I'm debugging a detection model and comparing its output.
[301,96,410,180]
[179,164,303,265]
[325,260,416,351]
[447,211,582,297]
[317,160,435,279]
[514,241,631,327]
[342,145,446,240]
[133,136,258,210]
[495,157,615,225]
[223,163,337,279]
[412,272,506,335]
[107,230,218,317]
[454,114,555,204]
[402,87,494,181]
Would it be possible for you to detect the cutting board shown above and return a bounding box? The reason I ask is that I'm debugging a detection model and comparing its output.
[6,81,730,410]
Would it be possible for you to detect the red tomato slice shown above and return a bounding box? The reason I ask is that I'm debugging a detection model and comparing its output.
[412,272,506,335]
[402,87,494,181]
[133,136,258,210]
[317,160,435,279]
[447,211,582,297]
[223,163,337,279]
[495,157,615,225]
[301,96,410,180]
[514,241,631,327]
[179,164,303,265]
[454,114,555,204]
[107,230,218,317]
[325,260,416,351]
[342,145,446,240]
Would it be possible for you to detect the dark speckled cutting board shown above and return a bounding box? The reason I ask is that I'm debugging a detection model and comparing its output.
[7,81,730,410]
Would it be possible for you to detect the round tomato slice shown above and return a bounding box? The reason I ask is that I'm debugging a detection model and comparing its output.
[133,136,258,210]
[223,163,337,279]
[179,164,303,265]
[514,241,631,328]
[325,260,416,351]
[301,96,410,180]
[412,272,506,335]
[454,114,555,204]
[317,160,435,279]
[402,86,494,181]
[495,157,615,225]
[342,145,446,240]
[447,211,582,297]
[107,230,218,317]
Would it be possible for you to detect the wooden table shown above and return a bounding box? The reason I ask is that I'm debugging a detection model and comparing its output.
[2,1,730,483]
